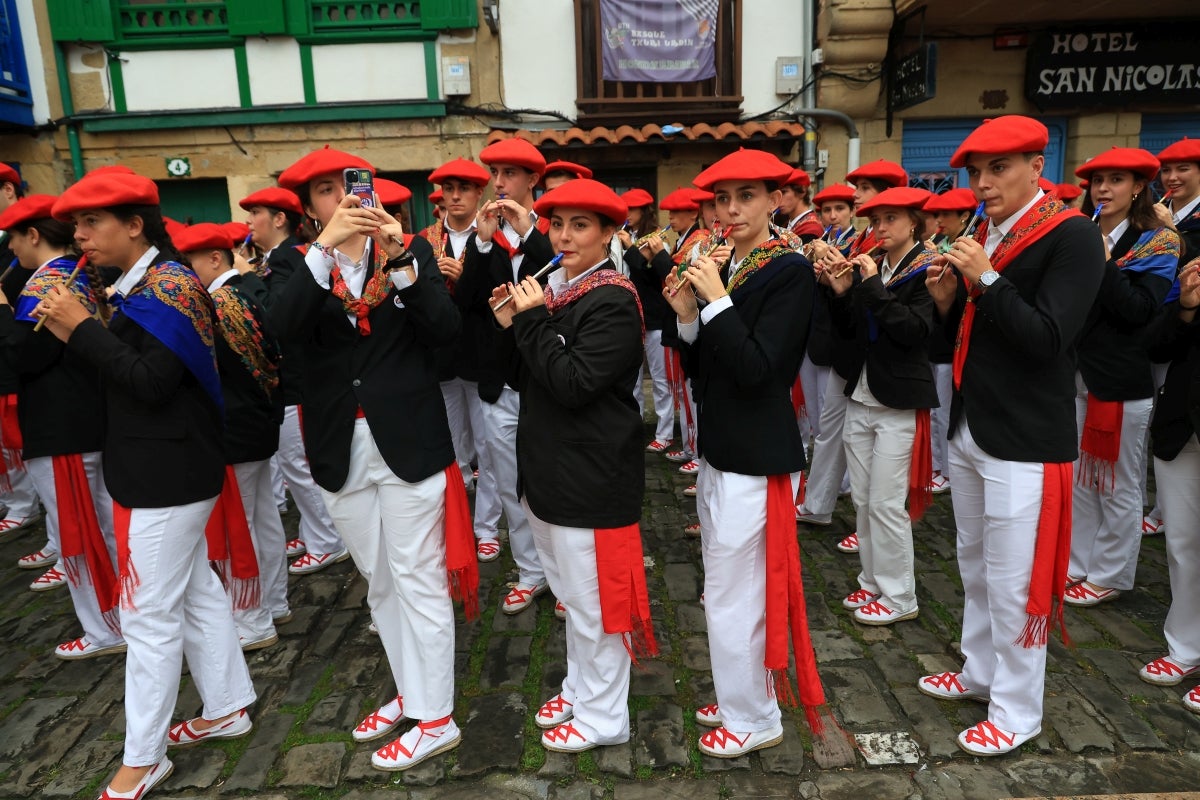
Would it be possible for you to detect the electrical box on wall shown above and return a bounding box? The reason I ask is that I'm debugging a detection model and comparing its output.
[442,56,472,96]
[775,56,805,94]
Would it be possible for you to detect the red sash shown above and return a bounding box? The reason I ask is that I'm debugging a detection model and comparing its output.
[907,409,932,521]
[54,454,120,634]
[1017,463,1073,648]
[443,463,480,620]
[594,523,658,662]
[0,393,23,490]
[790,374,806,422]
[204,466,261,611]
[1078,395,1122,495]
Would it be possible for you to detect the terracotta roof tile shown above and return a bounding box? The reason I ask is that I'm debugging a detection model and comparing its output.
[485,121,806,148]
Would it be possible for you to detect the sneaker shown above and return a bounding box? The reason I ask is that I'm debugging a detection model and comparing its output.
[957,720,1039,756]
[930,471,951,494]
[842,588,880,610]
[836,533,859,553]
[98,755,173,799]
[682,484,697,497]
[646,439,673,453]
[372,719,461,771]
[535,694,574,729]
[54,636,127,661]
[554,600,566,621]
[698,722,784,758]
[664,449,692,463]
[353,695,405,742]
[239,632,279,651]
[286,538,307,557]
[917,671,989,702]
[683,522,701,538]
[795,508,832,526]
[17,547,57,569]
[502,581,548,615]
[168,709,252,747]
[1185,686,1200,714]
[476,537,501,563]
[0,515,40,539]
[854,600,918,625]
[695,703,722,728]
[1063,581,1121,607]
[1141,514,1165,536]
[541,721,596,753]
[30,565,66,591]
[1139,656,1200,686]
[678,459,700,475]
[288,548,351,575]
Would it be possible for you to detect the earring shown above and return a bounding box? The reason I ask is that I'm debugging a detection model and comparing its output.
[1133,194,1139,201]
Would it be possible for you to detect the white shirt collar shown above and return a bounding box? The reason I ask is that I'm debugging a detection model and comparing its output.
[207,267,239,293]
[1172,193,1200,224]
[1105,217,1131,252]
[985,191,1043,256]
[332,239,371,297]
[547,259,606,296]
[114,246,159,296]
[445,218,477,235]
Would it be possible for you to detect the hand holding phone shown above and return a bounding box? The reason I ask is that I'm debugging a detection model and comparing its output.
[343,168,376,209]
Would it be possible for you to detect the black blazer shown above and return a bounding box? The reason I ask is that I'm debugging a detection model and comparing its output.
[1077,225,1176,401]
[939,214,1105,463]
[238,237,307,407]
[680,251,815,475]
[421,229,481,383]
[212,274,283,464]
[830,248,938,410]
[270,235,460,491]
[67,259,225,508]
[0,258,30,395]
[504,267,645,528]
[623,245,672,332]
[1148,304,1200,461]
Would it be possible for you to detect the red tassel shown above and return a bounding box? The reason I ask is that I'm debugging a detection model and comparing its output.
[1015,614,1049,648]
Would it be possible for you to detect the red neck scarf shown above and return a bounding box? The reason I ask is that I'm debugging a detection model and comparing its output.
[545,268,645,332]
[204,466,261,611]
[54,454,120,634]
[330,243,390,336]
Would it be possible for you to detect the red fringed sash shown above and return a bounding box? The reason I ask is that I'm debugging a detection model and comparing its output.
[764,473,826,732]
[907,409,933,522]
[791,374,806,423]
[443,463,480,620]
[53,454,120,634]
[113,502,139,611]
[1078,394,1123,496]
[0,393,23,491]
[1017,462,1074,648]
[594,523,659,663]
[664,348,695,454]
[204,466,261,611]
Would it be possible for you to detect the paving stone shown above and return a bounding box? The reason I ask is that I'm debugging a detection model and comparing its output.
[551,783,602,800]
[480,635,533,690]
[458,691,526,775]
[0,696,76,758]
[811,630,864,663]
[1044,690,1116,753]
[1085,608,1165,652]
[1003,755,1112,797]
[756,719,805,775]
[853,730,922,765]
[279,660,327,708]
[340,747,379,782]
[822,665,897,727]
[537,750,575,779]
[310,609,356,658]
[1073,675,1166,750]
[338,649,386,687]
[914,653,961,676]
[39,736,123,797]
[613,778,721,798]
[700,751,751,772]
[912,761,1016,800]
[482,774,553,799]
[680,636,712,671]
[675,603,707,632]
[664,563,700,602]
[305,689,363,734]
[895,621,947,653]
[1143,702,1200,750]
[805,592,839,630]
[858,625,893,643]
[810,719,858,769]
[39,655,112,694]
[866,641,921,686]
[277,741,346,788]
[1090,751,1200,794]
[0,712,86,795]
[1083,648,1176,702]
[891,687,961,758]
[401,755,446,787]
[252,638,305,680]
[809,770,916,799]
[723,772,798,797]
[633,704,687,769]
[165,747,226,790]
[595,741,634,778]
[630,659,677,696]
[493,603,539,632]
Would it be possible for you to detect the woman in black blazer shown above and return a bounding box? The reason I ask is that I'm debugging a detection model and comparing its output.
[491,178,654,754]
[38,171,255,800]
[820,187,939,627]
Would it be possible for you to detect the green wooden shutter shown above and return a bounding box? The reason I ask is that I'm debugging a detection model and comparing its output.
[47,0,116,42]
[283,0,312,36]
[420,0,478,31]
[226,0,288,36]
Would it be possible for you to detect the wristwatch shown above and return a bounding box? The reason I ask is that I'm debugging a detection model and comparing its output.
[978,269,1000,289]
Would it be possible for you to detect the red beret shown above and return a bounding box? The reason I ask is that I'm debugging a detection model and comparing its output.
[532,178,627,226]
[429,189,444,204]
[951,116,1048,168]
[174,222,236,253]
[923,187,978,212]
[693,148,793,191]
[621,188,655,208]
[1055,183,1083,201]
[660,187,700,211]
[0,162,20,186]
[856,187,933,217]
[1038,177,1056,192]
[784,168,812,188]
[278,146,374,190]
[0,195,57,231]
[1158,137,1200,165]
[689,188,714,203]
[163,216,187,239]
[375,178,413,208]
[52,173,159,220]
[222,221,251,245]
[239,187,303,215]
[1074,147,1161,181]
[478,138,546,174]
[845,159,908,188]
[428,157,491,187]
[85,165,137,178]
[812,184,856,206]
[543,160,593,180]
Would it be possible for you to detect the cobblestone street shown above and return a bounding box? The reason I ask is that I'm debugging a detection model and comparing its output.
[2,421,1200,799]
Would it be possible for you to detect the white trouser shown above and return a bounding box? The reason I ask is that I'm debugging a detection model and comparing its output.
[803,372,850,513]
[278,405,343,555]
[798,356,829,444]
[950,419,1046,736]
[231,460,289,637]
[440,378,479,488]
[524,498,631,743]
[1142,362,1170,513]
[666,348,698,457]
[480,387,543,585]
[25,453,121,646]
[1154,435,1200,667]
[843,402,918,612]
[644,330,674,444]
[931,363,953,477]
[1069,376,1153,590]
[1,450,42,524]
[270,455,286,510]
[320,419,455,721]
[473,390,502,540]
[122,497,255,766]
[699,461,800,733]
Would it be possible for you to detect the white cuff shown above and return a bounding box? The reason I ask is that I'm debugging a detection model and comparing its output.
[389,266,416,291]
[700,295,733,325]
[677,315,699,344]
[475,239,494,254]
[304,245,333,290]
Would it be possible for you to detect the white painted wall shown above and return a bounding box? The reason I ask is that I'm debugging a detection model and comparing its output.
[741,0,808,116]
[245,37,305,106]
[310,41,428,103]
[498,0,577,119]
[14,0,51,123]
[66,43,113,112]
[122,49,240,111]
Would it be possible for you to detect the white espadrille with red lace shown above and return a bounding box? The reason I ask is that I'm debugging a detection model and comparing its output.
[1139,656,1200,686]
[541,721,596,753]
[842,588,880,610]
[645,439,672,453]
[285,538,306,557]
[698,722,783,758]
[957,720,1039,756]
[98,755,173,799]
[1184,686,1200,714]
[30,565,66,592]
[1063,581,1120,607]
[1141,514,1165,536]
[678,459,700,475]
[167,709,252,747]
[288,548,350,575]
[836,533,859,553]
[16,546,56,569]
[502,581,547,615]
[535,694,574,729]
[917,671,989,702]
[476,537,501,563]
[353,695,405,742]
[372,718,461,771]
[853,599,918,625]
[694,703,722,728]
[54,636,126,661]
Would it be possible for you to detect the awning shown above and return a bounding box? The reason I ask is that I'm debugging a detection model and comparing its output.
[485,121,806,148]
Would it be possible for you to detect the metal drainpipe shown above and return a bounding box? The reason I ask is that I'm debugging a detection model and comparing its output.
[794,108,861,177]
[800,0,818,178]
[53,43,85,181]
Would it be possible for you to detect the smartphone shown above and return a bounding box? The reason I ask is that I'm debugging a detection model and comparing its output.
[343,168,375,209]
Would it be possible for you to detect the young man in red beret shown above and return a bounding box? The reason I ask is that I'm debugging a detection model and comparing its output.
[778,168,823,242]
[920,115,1105,755]
[1155,138,1200,266]
[541,159,593,190]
